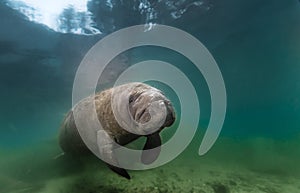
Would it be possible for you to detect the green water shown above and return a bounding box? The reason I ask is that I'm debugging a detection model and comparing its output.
[1,0,300,192]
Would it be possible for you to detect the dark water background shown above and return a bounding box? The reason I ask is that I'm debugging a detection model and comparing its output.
[0,1,300,192]
[1,0,299,146]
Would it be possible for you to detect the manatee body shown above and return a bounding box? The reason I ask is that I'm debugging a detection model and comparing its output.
[59,82,175,179]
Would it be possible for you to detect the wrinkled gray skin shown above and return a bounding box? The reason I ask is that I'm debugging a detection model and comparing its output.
[59,82,175,179]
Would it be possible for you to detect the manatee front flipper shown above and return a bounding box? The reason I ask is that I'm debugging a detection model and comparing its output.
[141,132,162,164]
[106,163,130,179]
[97,130,130,180]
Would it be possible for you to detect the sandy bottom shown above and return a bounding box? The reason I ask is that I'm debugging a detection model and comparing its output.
[1,137,300,193]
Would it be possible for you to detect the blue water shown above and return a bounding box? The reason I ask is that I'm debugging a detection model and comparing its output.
[1,0,300,192]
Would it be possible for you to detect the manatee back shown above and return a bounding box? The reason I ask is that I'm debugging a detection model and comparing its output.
[58,84,145,155]
[59,111,91,155]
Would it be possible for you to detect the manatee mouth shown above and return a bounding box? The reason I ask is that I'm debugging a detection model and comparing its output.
[135,107,150,124]
[136,108,146,121]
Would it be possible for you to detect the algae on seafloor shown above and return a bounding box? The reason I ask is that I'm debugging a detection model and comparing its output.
[1,137,300,193]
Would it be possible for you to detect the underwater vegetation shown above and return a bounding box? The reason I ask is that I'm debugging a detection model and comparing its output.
[1,137,300,193]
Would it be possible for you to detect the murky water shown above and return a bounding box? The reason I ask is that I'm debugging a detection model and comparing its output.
[1,0,300,192]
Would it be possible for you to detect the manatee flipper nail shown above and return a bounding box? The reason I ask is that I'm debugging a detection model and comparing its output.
[141,132,162,164]
[97,130,131,179]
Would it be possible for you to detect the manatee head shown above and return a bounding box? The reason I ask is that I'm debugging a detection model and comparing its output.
[112,83,176,136]
[128,83,176,133]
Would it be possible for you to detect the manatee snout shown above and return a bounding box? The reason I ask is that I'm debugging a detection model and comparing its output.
[163,100,176,127]
[128,89,175,128]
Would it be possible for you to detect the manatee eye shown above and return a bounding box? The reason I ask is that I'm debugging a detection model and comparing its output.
[129,92,142,104]
[129,95,134,104]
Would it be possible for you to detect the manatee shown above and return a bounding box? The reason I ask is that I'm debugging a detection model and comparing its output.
[59,82,176,179]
